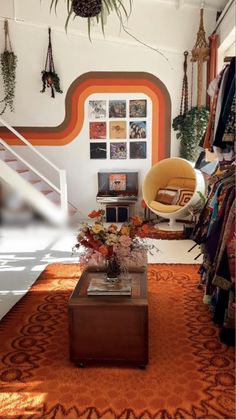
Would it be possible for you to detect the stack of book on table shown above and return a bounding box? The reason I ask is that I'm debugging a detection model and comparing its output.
[87,277,132,296]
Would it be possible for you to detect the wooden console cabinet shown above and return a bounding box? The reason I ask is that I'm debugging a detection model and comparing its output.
[68,269,148,367]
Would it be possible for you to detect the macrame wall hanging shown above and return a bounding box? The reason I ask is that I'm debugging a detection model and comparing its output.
[191,7,210,108]
[180,51,189,116]
[41,28,62,98]
[0,20,17,115]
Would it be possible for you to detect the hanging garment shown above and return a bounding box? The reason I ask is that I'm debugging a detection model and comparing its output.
[222,95,236,143]
[213,58,236,149]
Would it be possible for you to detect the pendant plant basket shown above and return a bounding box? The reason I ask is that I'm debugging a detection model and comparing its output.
[72,0,102,17]
[41,28,62,98]
[50,0,133,34]
[0,20,17,115]
[48,0,170,63]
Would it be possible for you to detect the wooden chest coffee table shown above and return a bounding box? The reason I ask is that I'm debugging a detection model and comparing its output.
[68,269,148,367]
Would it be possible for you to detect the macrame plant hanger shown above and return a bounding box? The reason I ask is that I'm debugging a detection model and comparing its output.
[191,6,210,108]
[180,51,189,116]
[41,28,62,98]
[0,20,17,115]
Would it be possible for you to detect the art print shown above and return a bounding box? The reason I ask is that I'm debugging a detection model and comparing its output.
[109,121,126,139]
[129,121,147,139]
[130,141,147,159]
[129,100,147,118]
[90,142,107,159]
[110,142,127,159]
[88,100,106,119]
[89,122,106,139]
[109,100,126,118]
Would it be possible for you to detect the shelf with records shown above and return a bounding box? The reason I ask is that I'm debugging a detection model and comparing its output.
[88,99,148,160]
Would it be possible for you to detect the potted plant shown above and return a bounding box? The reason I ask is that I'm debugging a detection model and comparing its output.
[50,0,132,34]
[172,106,209,162]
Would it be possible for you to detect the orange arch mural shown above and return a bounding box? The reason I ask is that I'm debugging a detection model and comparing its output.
[0,72,171,164]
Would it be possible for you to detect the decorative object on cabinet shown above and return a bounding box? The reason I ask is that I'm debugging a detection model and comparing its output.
[143,157,205,231]
[0,20,17,115]
[41,28,62,98]
[73,209,152,279]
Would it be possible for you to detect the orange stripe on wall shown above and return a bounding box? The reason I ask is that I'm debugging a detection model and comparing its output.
[0,73,171,165]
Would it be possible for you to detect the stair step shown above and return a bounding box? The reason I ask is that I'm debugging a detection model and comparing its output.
[42,190,53,195]
[29,180,41,184]
[16,169,30,174]
[4,159,18,163]
[69,208,77,215]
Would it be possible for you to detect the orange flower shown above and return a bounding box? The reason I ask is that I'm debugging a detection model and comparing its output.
[98,245,109,257]
[131,215,143,227]
[88,209,105,219]
[120,226,130,236]
[138,223,150,238]
[108,224,118,233]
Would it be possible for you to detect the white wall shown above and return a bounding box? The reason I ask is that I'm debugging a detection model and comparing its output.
[0,0,218,217]
[217,0,236,69]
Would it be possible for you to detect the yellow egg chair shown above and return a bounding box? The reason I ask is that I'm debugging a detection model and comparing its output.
[142,157,205,231]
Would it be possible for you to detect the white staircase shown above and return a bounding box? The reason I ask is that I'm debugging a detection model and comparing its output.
[0,117,77,226]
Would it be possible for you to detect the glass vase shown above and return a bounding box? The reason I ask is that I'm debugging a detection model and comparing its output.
[105,255,121,283]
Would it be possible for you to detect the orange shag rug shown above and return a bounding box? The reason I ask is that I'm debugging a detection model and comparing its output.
[0,264,235,419]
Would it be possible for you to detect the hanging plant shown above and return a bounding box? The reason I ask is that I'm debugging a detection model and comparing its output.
[0,20,17,115]
[48,0,171,65]
[41,27,63,98]
[172,107,209,162]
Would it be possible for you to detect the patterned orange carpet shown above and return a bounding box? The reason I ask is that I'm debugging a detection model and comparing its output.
[0,264,235,419]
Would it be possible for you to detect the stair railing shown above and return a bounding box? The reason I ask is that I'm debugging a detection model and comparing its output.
[0,116,68,219]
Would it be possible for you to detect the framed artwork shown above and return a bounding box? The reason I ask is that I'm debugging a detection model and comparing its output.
[129,100,147,118]
[109,174,127,191]
[129,121,147,139]
[109,100,126,118]
[109,121,126,139]
[130,141,147,159]
[110,142,127,159]
[89,122,106,139]
[88,100,106,119]
[90,142,107,159]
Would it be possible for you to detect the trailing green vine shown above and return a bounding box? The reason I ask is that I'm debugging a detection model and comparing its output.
[0,21,17,115]
[172,107,209,162]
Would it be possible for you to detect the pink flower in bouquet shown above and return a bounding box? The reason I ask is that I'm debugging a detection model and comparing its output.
[119,235,132,248]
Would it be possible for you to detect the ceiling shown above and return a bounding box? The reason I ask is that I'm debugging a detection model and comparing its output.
[155,0,229,11]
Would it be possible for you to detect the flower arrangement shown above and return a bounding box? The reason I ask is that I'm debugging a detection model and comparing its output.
[73,209,156,278]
